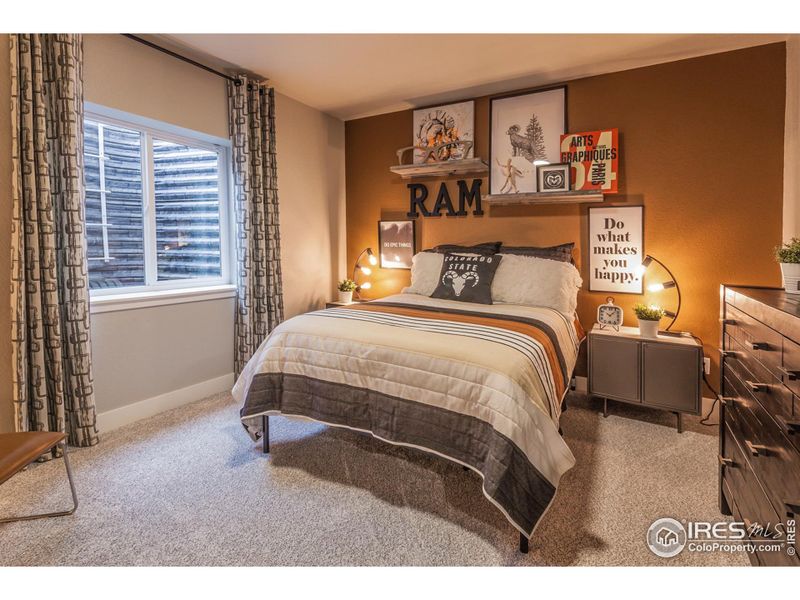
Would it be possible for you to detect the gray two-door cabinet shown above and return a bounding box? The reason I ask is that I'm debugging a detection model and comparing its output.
[588,324,702,432]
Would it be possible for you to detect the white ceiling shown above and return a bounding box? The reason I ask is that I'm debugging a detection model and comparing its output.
[160,34,786,120]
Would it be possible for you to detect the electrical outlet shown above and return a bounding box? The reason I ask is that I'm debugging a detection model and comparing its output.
[703,357,711,375]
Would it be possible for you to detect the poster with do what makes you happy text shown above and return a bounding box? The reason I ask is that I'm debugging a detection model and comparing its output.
[588,206,643,294]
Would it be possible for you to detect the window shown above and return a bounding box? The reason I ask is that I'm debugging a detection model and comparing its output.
[84,108,231,296]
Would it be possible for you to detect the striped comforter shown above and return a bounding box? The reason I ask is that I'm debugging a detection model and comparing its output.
[233,293,584,539]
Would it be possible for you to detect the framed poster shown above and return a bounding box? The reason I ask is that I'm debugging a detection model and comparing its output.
[536,163,571,193]
[489,86,567,195]
[378,220,416,269]
[588,205,644,294]
[412,101,474,164]
[560,129,619,193]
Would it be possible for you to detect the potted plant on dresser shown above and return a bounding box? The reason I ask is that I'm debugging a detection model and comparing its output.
[633,303,664,338]
[776,238,800,295]
[337,279,357,304]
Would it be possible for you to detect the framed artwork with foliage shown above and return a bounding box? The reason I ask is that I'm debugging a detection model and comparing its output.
[412,100,475,164]
[489,86,567,195]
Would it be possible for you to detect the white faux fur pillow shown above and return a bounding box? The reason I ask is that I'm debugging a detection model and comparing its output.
[402,252,444,296]
[491,254,583,314]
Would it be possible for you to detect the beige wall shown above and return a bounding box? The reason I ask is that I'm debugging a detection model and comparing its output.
[0,34,345,431]
[84,35,228,139]
[276,91,347,315]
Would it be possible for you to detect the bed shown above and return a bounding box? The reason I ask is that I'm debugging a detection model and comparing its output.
[233,290,584,553]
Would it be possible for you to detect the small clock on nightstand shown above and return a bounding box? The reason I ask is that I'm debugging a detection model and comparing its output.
[597,297,623,331]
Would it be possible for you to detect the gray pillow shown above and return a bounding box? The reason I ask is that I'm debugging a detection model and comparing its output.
[499,242,575,264]
[423,241,502,256]
[431,253,503,304]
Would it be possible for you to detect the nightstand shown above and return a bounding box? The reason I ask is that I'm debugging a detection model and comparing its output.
[325,300,369,309]
[587,324,702,432]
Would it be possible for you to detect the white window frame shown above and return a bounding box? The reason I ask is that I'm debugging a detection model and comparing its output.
[85,103,235,312]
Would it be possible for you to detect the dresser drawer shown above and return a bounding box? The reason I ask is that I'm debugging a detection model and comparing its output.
[720,422,797,566]
[723,369,800,521]
[725,304,783,380]
[781,337,800,398]
[724,334,796,436]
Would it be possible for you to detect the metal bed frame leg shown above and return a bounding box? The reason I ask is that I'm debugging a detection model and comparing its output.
[0,441,78,524]
[519,533,529,554]
[261,415,270,454]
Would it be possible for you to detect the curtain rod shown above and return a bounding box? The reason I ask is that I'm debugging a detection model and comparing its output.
[121,34,262,87]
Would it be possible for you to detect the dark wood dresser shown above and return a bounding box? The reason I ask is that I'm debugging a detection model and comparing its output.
[720,286,800,566]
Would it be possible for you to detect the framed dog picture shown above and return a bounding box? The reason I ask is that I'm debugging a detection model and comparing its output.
[378,220,416,269]
[489,86,567,196]
[537,163,571,193]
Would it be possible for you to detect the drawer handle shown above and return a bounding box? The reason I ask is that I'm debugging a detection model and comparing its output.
[785,500,800,517]
[778,366,800,381]
[744,380,768,393]
[720,318,736,325]
[744,439,768,457]
[776,415,800,435]
[718,348,738,359]
[745,340,770,351]
[717,454,734,468]
[717,395,737,407]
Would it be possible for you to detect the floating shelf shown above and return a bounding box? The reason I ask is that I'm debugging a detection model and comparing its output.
[484,190,604,206]
[389,158,488,180]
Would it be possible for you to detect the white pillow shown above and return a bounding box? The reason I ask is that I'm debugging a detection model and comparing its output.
[402,252,444,296]
[491,254,582,314]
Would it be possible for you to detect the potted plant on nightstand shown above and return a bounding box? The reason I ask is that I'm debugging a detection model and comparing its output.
[776,238,800,295]
[337,279,357,304]
[633,303,664,338]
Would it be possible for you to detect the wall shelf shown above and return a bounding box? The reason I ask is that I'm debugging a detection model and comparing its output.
[389,158,488,180]
[484,190,604,206]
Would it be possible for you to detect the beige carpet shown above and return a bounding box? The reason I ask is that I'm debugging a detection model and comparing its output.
[0,391,747,566]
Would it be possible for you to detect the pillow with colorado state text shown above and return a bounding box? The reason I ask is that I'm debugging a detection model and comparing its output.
[431,253,502,304]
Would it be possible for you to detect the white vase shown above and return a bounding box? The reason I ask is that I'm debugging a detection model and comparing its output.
[780,263,800,295]
[638,318,660,338]
[338,290,353,304]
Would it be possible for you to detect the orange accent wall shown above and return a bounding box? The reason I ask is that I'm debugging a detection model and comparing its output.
[345,43,786,379]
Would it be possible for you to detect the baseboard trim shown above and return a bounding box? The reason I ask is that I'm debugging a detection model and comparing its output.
[573,375,587,393]
[96,373,234,433]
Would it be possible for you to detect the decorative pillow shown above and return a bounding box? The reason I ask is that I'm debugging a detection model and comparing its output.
[402,252,444,296]
[431,253,503,304]
[499,242,575,264]
[491,253,582,314]
[423,241,502,256]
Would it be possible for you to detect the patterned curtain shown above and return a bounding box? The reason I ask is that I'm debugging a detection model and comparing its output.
[228,77,284,376]
[10,34,98,449]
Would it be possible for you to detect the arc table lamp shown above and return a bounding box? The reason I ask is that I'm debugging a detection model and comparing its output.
[635,254,681,332]
[352,247,378,299]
